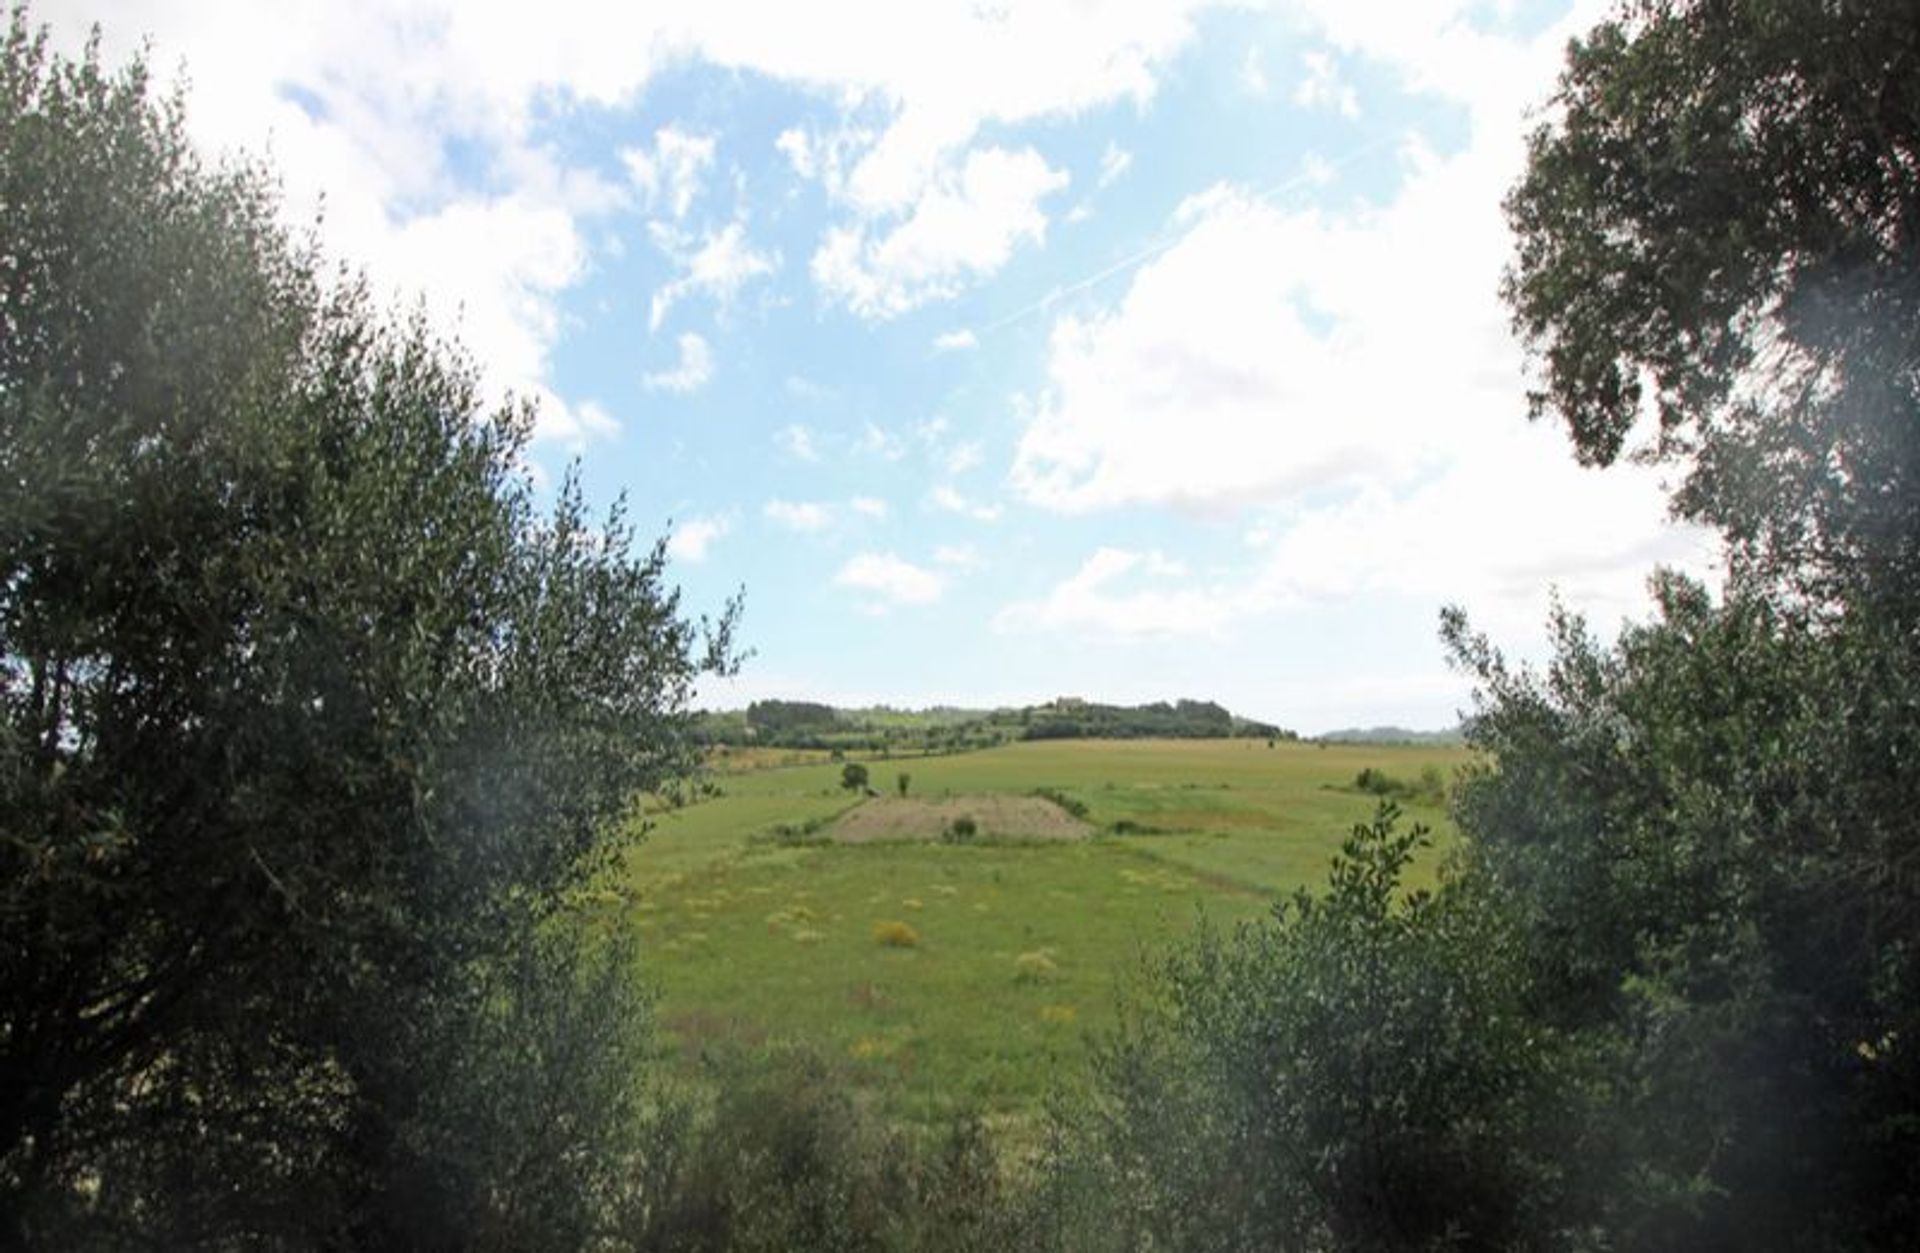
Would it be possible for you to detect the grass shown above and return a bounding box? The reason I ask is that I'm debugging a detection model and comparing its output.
[609,737,1471,1131]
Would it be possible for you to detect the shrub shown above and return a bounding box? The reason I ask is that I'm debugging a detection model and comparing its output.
[873,920,920,948]
[1013,950,1061,983]
[941,815,979,844]
[1074,805,1562,1250]
[624,1047,1014,1251]
[1031,787,1090,820]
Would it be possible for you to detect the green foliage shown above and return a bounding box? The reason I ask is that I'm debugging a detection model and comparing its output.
[1077,805,1563,1251]
[746,699,840,738]
[1351,765,1446,806]
[941,814,978,844]
[1446,4,1920,1241]
[841,761,871,792]
[625,1049,1017,1252]
[0,14,732,1243]
[1444,580,1920,1246]
[1504,0,1920,605]
[897,771,911,797]
[1030,786,1090,820]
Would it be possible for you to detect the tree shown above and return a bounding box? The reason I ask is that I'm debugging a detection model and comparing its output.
[1458,1,1920,1243]
[1081,807,1565,1251]
[1504,0,1920,608]
[0,13,734,1243]
[841,762,870,793]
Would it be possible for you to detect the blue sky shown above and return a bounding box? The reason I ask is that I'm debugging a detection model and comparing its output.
[56,0,1714,732]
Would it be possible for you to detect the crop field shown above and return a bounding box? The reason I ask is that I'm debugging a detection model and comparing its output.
[607,738,1472,1130]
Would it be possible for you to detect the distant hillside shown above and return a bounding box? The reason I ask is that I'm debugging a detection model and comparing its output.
[1316,725,1466,746]
[694,697,1297,754]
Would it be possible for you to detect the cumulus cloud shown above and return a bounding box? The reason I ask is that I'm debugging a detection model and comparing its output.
[854,422,907,461]
[62,0,1204,455]
[667,515,729,562]
[622,126,716,220]
[996,547,1249,639]
[764,499,832,532]
[648,220,779,332]
[811,146,1069,318]
[642,332,714,393]
[1293,50,1359,118]
[539,397,621,449]
[1005,0,1711,635]
[834,552,945,607]
[777,424,821,462]
[934,543,983,569]
[933,328,978,352]
[1241,47,1270,95]
[930,485,1002,522]
[943,442,984,475]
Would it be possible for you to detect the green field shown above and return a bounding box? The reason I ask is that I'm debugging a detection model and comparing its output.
[610,738,1471,1129]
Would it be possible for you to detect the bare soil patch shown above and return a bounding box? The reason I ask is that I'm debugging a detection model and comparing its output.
[829,794,1092,843]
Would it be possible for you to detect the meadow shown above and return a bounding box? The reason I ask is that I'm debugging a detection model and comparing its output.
[611,738,1471,1130]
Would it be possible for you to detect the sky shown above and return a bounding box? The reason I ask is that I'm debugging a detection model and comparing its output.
[47,0,1718,733]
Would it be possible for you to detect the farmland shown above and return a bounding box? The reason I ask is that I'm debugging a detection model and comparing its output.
[609,737,1471,1129]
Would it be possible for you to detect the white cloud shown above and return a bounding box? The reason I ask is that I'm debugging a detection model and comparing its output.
[774,127,813,179]
[642,331,714,393]
[777,423,821,462]
[1007,0,1712,633]
[996,547,1248,639]
[622,126,716,220]
[849,496,890,518]
[764,499,832,532]
[854,422,906,461]
[930,485,1002,522]
[933,328,978,352]
[539,397,621,448]
[52,0,1222,453]
[1241,46,1269,95]
[943,441,984,475]
[649,220,779,332]
[833,552,945,607]
[1097,141,1133,189]
[811,146,1069,318]
[934,543,982,569]
[668,515,729,562]
[1293,50,1359,118]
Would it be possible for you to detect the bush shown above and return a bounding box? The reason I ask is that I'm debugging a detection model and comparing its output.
[941,815,979,844]
[625,1048,1017,1252]
[1352,766,1445,805]
[1072,805,1565,1250]
[873,920,921,948]
[1031,787,1090,820]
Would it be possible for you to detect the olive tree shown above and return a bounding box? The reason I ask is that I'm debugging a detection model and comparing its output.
[0,13,734,1244]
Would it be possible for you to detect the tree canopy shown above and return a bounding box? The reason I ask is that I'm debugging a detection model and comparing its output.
[0,13,733,1243]
[1504,0,1920,605]
[1076,3,1920,1247]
